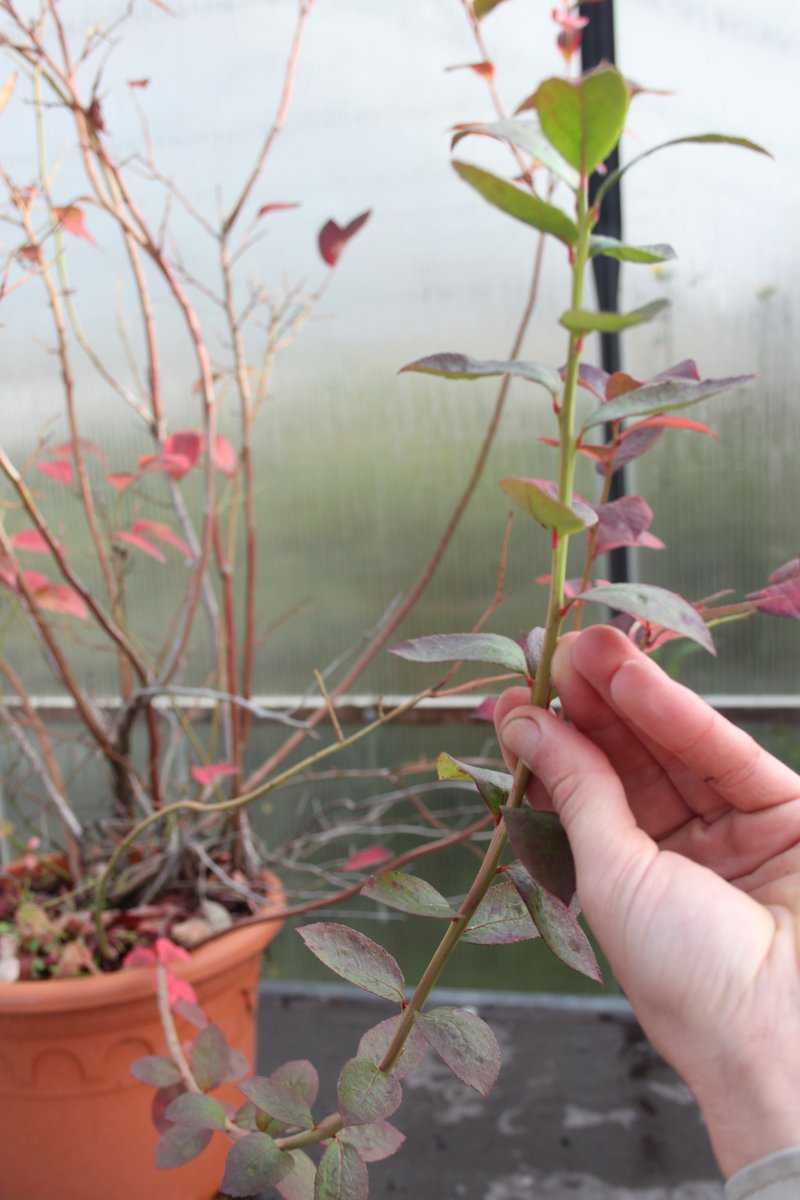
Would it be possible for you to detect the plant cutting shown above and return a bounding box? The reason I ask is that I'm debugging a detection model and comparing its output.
[2,0,797,1197]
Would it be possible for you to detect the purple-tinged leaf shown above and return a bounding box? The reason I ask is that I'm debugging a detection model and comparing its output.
[276,1151,317,1200]
[500,477,596,534]
[340,1121,405,1163]
[524,626,546,674]
[453,161,578,245]
[154,1125,212,1169]
[502,808,576,905]
[130,1055,182,1088]
[583,373,754,430]
[152,1083,184,1134]
[362,870,455,919]
[297,923,405,1002]
[399,351,560,395]
[222,1132,294,1197]
[318,211,370,267]
[747,574,800,619]
[768,558,800,586]
[598,424,663,475]
[575,582,715,654]
[315,1139,368,1200]
[164,1092,227,1131]
[417,1007,501,1097]
[506,863,601,982]
[472,696,497,722]
[437,752,511,819]
[589,236,675,264]
[576,362,609,401]
[450,117,578,188]
[337,1058,402,1126]
[462,875,539,945]
[592,495,661,556]
[652,358,701,383]
[390,632,527,674]
[190,1023,230,1091]
[358,1014,429,1079]
[240,1076,314,1130]
[270,1059,320,1108]
[560,299,669,335]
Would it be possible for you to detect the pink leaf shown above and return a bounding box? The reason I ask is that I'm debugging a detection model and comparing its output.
[342,846,392,872]
[107,472,138,491]
[256,202,301,218]
[191,762,239,786]
[164,430,203,468]
[768,558,800,586]
[115,530,166,563]
[37,459,73,485]
[51,438,106,461]
[747,575,800,620]
[138,451,194,480]
[11,529,50,554]
[53,205,96,246]
[318,210,371,267]
[23,573,88,619]
[132,519,192,558]
[166,974,198,1009]
[472,696,498,723]
[211,434,236,477]
[155,937,191,965]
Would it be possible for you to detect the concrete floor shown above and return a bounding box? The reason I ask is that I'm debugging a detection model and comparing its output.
[256,984,724,1199]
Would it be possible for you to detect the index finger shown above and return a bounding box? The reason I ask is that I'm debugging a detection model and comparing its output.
[570,626,799,812]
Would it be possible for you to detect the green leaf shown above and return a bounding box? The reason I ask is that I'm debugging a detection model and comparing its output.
[437,752,511,819]
[417,1007,501,1097]
[277,1151,318,1200]
[130,1055,182,1088]
[297,922,405,1002]
[500,476,596,534]
[270,1059,320,1108]
[399,351,561,396]
[164,1092,227,1132]
[154,1125,212,1170]
[525,67,630,176]
[581,372,754,430]
[451,118,579,189]
[575,582,715,654]
[462,875,539,945]
[357,1014,430,1079]
[315,1139,368,1200]
[390,632,527,674]
[337,1057,402,1126]
[473,0,510,16]
[502,807,576,904]
[506,863,601,982]
[239,1076,314,1130]
[560,299,669,334]
[362,870,456,919]
[222,1133,295,1197]
[340,1121,406,1163]
[189,1023,230,1091]
[589,236,675,264]
[595,132,772,209]
[453,161,578,245]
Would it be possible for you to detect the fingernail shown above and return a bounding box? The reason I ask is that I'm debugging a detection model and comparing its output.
[500,715,542,761]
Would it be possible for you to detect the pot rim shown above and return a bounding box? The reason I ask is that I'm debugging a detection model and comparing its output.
[0,867,285,1014]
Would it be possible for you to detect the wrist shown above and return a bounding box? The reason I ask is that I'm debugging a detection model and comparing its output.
[692,1057,800,1178]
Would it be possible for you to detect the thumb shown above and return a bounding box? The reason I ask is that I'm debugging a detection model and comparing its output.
[499,706,657,941]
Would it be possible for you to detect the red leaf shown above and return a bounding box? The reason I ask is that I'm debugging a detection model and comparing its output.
[11,529,50,554]
[132,519,192,558]
[342,846,392,872]
[605,371,643,401]
[138,451,193,479]
[25,575,88,619]
[165,430,203,468]
[128,78,150,88]
[155,937,191,965]
[257,202,301,218]
[122,945,157,969]
[107,472,138,491]
[768,558,800,586]
[53,205,96,246]
[17,243,42,265]
[318,210,371,267]
[747,574,800,620]
[626,414,717,438]
[115,530,166,563]
[211,434,237,477]
[445,61,495,80]
[191,762,239,786]
[37,459,73,485]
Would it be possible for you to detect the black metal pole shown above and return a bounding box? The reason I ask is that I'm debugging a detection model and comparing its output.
[580,0,630,583]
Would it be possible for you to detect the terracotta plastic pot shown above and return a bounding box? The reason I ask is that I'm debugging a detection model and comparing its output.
[0,871,285,1200]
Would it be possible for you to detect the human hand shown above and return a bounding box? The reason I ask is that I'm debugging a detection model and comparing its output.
[494,625,800,1178]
